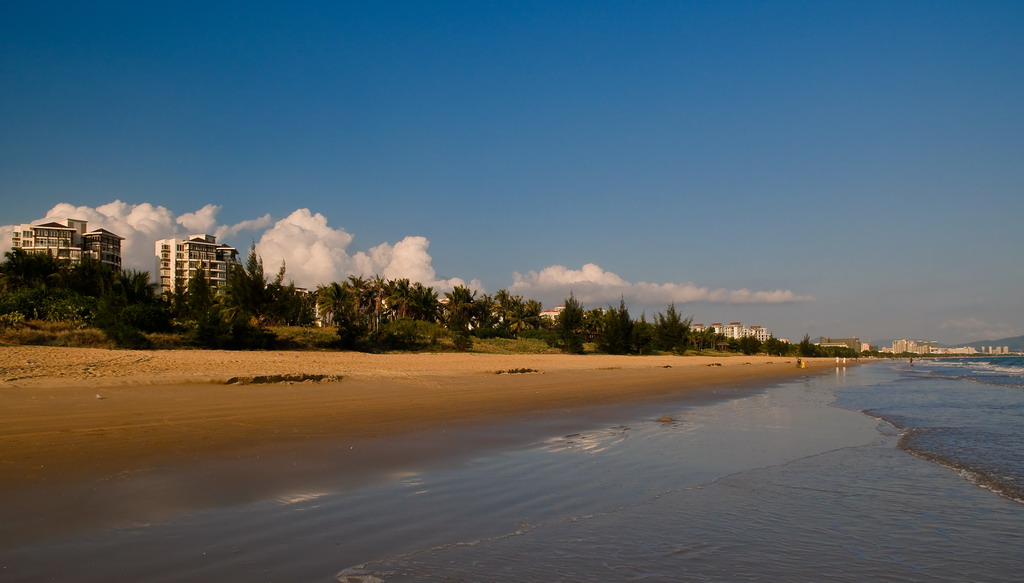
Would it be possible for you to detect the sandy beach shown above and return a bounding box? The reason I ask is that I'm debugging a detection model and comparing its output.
[0,346,834,546]
[0,347,834,483]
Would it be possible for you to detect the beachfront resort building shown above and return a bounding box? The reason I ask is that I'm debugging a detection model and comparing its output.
[817,337,862,353]
[540,306,565,321]
[155,234,239,296]
[692,322,775,342]
[10,218,124,269]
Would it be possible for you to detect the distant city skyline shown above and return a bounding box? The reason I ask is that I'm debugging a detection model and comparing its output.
[885,339,1017,355]
[2,2,1022,345]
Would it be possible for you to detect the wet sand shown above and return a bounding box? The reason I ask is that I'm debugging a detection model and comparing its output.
[0,346,836,545]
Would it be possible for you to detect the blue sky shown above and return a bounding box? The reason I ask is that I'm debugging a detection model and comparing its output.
[2,1,1022,345]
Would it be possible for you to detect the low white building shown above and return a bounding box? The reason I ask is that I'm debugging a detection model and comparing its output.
[540,306,565,320]
[692,321,774,341]
[748,325,773,342]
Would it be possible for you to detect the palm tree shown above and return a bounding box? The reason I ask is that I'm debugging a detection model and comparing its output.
[583,308,606,341]
[387,278,413,320]
[314,278,370,348]
[63,255,114,297]
[691,327,723,351]
[316,281,346,326]
[369,275,388,331]
[493,289,512,324]
[473,292,498,334]
[117,269,158,305]
[0,248,62,290]
[409,282,439,323]
[444,285,476,350]
[522,300,543,330]
[345,275,371,326]
[444,285,475,315]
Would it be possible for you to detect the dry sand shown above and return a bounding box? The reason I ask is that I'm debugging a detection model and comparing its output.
[0,346,837,544]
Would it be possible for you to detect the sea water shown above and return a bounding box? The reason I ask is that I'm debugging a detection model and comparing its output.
[2,360,1021,582]
[839,356,1024,503]
[337,360,1024,582]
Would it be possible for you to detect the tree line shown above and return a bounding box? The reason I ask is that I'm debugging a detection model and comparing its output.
[0,246,850,357]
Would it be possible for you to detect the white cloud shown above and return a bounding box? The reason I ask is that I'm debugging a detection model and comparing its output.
[253,208,355,284]
[253,209,473,290]
[176,204,273,243]
[215,214,273,241]
[511,263,813,307]
[176,203,220,234]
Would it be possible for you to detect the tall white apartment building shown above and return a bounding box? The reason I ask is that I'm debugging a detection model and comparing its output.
[892,339,940,354]
[892,339,916,353]
[10,218,124,269]
[155,234,239,296]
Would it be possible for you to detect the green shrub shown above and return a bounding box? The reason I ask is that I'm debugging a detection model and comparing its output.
[268,326,339,350]
[120,304,173,333]
[519,328,559,347]
[471,326,514,340]
[373,319,446,351]
[471,337,558,354]
[332,310,370,350]
[40,290,97,326]
[0,320,108,347]
[0,288,95,324]
[0,312,26,329]
[186,308,277,350]
[103,323,152,349]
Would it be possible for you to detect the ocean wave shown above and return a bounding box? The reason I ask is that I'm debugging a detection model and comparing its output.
[898,427,1024,505]
[860,409,907,430]
[919,358,1024,389]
